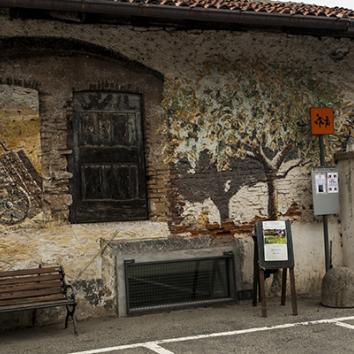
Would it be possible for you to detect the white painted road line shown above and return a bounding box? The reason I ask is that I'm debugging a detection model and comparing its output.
[68,315,354,354]
[335,321,354,330]
[144,342,176,354]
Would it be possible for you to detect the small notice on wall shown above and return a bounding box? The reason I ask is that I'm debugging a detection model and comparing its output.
[327,172,338,193]
[315,173,327,193]
[263,221,288,262]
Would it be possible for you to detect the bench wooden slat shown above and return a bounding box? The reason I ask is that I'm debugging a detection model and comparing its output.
[0,293,66,307]
[0,299,71,312]
[0,280,63,294]
[0,274,62,286]
[0,267,61,278]
[0,287,64,301]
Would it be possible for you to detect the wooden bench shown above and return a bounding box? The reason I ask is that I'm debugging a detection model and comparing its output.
[0,265,78,335]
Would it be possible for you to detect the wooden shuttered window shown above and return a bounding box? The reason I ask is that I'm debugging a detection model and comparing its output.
[70,92,148,223]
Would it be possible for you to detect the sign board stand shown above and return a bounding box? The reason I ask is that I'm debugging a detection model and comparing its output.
[252,220,298,317]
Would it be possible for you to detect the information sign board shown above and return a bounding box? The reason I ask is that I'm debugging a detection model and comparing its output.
[255,220,294,269]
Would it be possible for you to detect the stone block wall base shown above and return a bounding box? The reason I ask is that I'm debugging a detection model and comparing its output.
[321,267,354,308]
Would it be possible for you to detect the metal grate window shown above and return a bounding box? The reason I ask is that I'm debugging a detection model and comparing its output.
[124,254,236,314]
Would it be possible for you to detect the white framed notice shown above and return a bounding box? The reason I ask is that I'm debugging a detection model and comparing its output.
[263,220,288,262]
[315,173,327,193]
[327,172,338,193]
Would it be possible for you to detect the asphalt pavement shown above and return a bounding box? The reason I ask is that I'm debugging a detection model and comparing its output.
[2,296,354,354]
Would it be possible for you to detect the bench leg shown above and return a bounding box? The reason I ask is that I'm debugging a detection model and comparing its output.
[259,269,267,318]
[281,268,287,306]
[65,307,69,329]
[72,312,78,336]
[65,304,78,336]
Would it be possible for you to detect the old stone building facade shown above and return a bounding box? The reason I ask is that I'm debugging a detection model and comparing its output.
[0,1,353,322]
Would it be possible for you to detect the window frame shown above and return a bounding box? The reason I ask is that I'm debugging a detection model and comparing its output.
[68,90,149,224]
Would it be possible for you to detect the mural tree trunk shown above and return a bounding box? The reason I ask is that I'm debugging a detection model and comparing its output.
[246,141,301,219]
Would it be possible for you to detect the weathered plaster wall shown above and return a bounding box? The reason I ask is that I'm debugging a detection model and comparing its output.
[0,222,170,320]
[337,152,354,269]
[0,14,353,321]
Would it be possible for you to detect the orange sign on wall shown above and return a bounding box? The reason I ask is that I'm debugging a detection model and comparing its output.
[310,107,334,135]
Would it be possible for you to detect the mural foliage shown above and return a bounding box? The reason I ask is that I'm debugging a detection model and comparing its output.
[164,59,352,222]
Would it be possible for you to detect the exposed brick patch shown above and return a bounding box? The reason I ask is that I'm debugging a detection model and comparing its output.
[170,211,303,238]
[281,202,302,218]
[170,218,259,237]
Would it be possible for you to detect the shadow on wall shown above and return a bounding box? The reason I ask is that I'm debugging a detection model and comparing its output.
[176,150,265,221]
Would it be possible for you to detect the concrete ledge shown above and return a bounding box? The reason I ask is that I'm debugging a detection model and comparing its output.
[107,236,214,254]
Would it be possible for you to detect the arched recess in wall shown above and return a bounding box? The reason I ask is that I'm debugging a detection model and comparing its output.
[0,36,164,80]
[0,37,166,225]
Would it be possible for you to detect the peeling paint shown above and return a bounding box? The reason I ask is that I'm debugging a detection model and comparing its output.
[73,279,104,306]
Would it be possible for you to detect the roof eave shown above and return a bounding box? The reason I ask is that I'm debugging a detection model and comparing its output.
[1,0,353,37]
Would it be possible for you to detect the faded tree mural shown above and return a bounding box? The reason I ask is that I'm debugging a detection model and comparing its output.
[164,59,352,223]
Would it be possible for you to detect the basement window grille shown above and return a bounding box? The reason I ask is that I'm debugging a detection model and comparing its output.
[124,253,236,314]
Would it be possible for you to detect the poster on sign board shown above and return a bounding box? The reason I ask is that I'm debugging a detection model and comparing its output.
[255,220,294,269]
[263,221,288,262]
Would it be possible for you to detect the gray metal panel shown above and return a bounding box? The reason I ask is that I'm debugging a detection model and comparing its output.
[311,168,339,216]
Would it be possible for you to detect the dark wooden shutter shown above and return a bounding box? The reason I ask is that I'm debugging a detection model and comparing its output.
[70,92,148,223]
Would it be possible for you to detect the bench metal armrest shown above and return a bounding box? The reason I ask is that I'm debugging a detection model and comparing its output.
[64,283,77,302]
[60,266,77,303]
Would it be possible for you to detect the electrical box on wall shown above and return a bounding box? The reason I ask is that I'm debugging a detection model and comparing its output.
[311,168,339,216]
